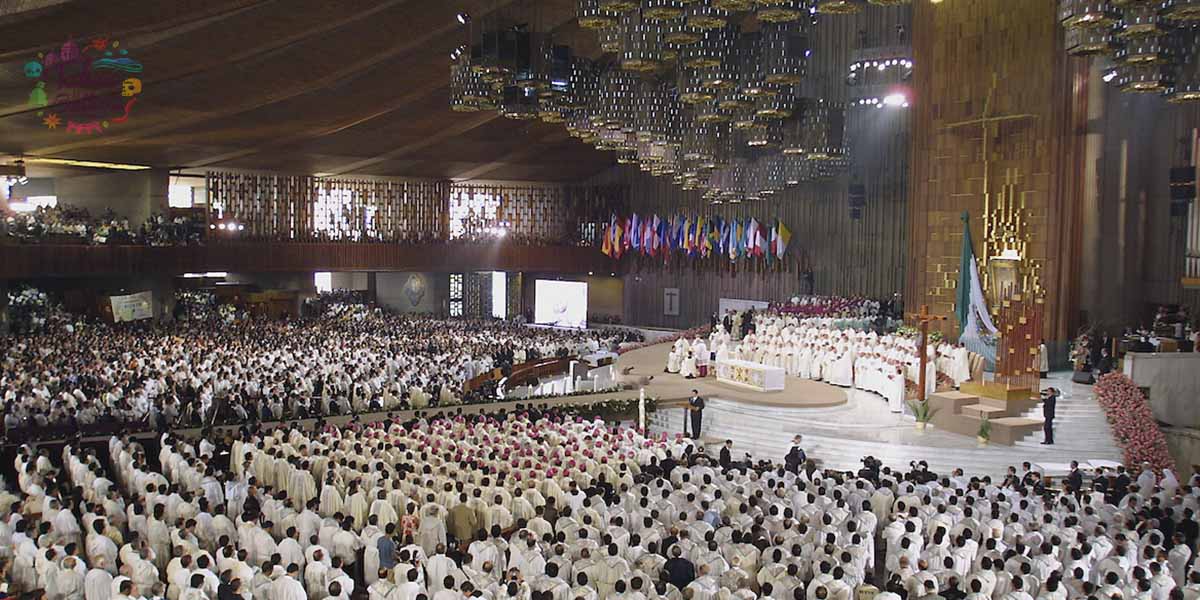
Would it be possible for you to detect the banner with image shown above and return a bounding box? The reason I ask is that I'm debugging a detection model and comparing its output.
[110,291,154,322]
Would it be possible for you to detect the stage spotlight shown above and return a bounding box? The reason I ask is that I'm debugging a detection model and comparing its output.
[456,12,471,24]
[882,92,908,107]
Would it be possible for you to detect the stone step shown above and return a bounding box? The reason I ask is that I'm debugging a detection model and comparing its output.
[962,404,1008,419]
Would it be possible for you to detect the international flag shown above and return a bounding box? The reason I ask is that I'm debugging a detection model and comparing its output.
[630,214,641,251]
[766,221,777,266]
[657,214,667,254]
[642,218,652,253]
[724,219,736,260]
[755,220,770,257]
[623,216,633,253]
[744,218,753,258]
[734,219,745,260]
[613,216,624,259]
[692,215,705,257]
[601,222,612,257]
[775,220,792,260]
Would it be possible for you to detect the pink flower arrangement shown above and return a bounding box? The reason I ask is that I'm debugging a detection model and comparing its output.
[1094,372,1174,471]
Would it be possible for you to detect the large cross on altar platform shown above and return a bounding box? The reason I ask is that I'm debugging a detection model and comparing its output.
[908,304,946,404]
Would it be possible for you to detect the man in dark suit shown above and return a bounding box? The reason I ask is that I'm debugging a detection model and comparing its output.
[785,434,806,474]
[722,312,733,334]
[687,390,705,440]
[1111,466,1131,505]
[1066,460,1083,495]
[1040,387,1058,445]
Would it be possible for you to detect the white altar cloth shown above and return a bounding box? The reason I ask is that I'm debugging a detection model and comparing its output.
[716,359,786,392]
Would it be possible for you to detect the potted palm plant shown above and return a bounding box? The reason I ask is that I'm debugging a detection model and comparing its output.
[977,415,991,445]
[907,400,933,431]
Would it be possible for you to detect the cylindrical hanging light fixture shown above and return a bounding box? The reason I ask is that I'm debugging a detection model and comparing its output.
[762,20,809,84]
[645,0,686,20]
[1065,25,1121,55]
[1169,25,1200,100]
[621,11,664,72]
[802,99,846,160]
[1060,0,1120,29]
[713,0,755,10]
[1165,0,1200,21]
[599,0,640,14]
[816,0,863,14]
[578,0,618,29]
[755,0,809,23]
[686,1,730,30]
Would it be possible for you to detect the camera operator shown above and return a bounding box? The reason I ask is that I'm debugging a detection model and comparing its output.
[858,456,882,485]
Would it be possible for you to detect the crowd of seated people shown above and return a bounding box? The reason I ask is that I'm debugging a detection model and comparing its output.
[5,204,203,246]
[4,404,1198,600]
[769,296,900,321]
[0,307,630,437]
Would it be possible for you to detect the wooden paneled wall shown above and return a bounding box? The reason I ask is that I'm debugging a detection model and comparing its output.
[1083,79,1200,330]
[906,0,1087,345]
[207,172,449,242]
[206,171,625,246]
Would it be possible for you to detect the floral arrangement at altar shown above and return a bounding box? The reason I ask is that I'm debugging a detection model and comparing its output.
[560,397,659,422]
[896,325,944,343]
[1094,372,1173,471]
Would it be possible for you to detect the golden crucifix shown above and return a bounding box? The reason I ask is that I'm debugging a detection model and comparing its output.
[941,72,1037,298]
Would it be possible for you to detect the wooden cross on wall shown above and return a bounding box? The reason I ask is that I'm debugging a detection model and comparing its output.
[942,73,1037,207]
[941,72,1037,267]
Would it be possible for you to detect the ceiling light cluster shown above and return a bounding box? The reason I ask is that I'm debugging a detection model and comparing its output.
[209,220,245,232]
[848,58,912,74]
[448,0,914,202]
[1058,0,1200,101]
[853,93,909,108]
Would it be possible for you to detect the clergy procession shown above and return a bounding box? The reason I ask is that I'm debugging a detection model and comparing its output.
[0,308,630,434]
[666,310,973,413]
[5,405,1200,600]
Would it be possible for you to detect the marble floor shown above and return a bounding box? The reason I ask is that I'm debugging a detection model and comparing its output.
[647,370,1124,478]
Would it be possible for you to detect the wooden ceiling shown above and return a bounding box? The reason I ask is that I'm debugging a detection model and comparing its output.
[0,0,616,182]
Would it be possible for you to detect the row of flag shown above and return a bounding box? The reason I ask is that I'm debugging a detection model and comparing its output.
[600,213,792,262]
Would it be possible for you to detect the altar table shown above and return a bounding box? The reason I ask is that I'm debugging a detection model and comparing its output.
[715,359,786,392]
